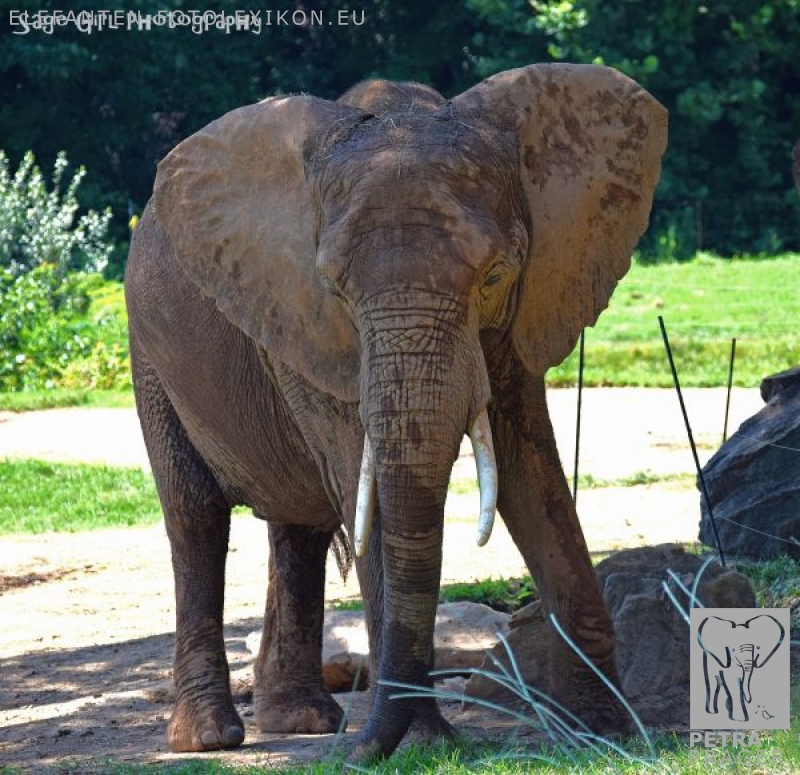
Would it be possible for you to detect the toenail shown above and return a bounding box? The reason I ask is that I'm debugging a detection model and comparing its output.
[223,725,244,746]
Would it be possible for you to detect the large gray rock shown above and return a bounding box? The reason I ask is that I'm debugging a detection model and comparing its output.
[595,545,754,727]
[699,366,800,559]
[467,545,755,729]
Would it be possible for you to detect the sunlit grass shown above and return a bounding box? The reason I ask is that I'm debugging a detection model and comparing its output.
[547,253,800,388]
[0,388,134,411]
[0,459,160,533]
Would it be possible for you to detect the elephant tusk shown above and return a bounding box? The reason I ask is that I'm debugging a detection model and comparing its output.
[354,433,376,558]
[469,407,497,547]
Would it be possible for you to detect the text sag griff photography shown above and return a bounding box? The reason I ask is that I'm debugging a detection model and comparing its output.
[9,9,366,36]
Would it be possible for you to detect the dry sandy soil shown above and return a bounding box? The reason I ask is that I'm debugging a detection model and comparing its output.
[0,388,764,772]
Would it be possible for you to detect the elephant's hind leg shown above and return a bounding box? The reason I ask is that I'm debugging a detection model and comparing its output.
[253,522,345,734]
[131,346,244,752]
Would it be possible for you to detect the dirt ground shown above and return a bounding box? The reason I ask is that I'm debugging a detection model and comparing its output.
[0,388,765,772]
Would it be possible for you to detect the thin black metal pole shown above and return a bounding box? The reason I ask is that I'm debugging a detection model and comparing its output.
[573,329,585,504]
[658,316,726,566]
[722,337,737,443]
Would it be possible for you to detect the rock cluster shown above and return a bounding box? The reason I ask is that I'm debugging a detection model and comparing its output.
[466,544,755,728]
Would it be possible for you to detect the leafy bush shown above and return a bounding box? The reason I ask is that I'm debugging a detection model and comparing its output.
[0,150,129,392]
[0,266,131,392]
[0,150,112,277]
[60,340,131,391]
[0,264,91,390]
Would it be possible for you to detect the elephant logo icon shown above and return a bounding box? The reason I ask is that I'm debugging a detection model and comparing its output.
[693,611,787,728]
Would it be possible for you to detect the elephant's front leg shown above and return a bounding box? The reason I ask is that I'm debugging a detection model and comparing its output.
[167,510,245,751]
[490,363,630,734]
[253,522,345,733]
[132,349,244,752]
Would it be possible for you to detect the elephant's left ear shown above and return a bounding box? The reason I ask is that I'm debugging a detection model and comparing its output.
[451,64,667,374]
[153,96,364,402]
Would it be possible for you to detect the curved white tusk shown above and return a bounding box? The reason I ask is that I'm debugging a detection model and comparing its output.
[354,433,376,558]
[469,407,498,547]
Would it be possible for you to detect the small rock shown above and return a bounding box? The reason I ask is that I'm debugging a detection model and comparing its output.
[323,652,369,692]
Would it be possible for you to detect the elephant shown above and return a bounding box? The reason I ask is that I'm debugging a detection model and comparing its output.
[124,63,667,760]
[697,614,785,722]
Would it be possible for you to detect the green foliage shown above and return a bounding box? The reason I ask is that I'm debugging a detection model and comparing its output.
[0,459,161,534]
[330,577,537,613]
[0,265,129,392]
[462,0,800,256]
[736,555,800,635]
[0,264,94,390]
[439,576,536,612]
[0,149,126,392]
[3,1,798,257]
[0,388,134,412]
[0,150,111,276]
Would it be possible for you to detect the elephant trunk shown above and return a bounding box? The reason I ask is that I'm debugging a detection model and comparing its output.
[739,643,755,703]
[354,291,491,756]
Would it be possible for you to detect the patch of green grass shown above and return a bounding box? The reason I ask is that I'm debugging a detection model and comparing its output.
[85,723,800,773]
[735,555,800,600]
[0,459,161,533]
[547,252,800,388]
[735,555,800,633]
[439,576,535,612]
[329,597,365,611]
[330,577,537,614]
[448,477,480,495]
[0,388,134,411]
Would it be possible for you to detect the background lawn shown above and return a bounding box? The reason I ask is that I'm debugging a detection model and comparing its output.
[0,459,161,533]
[548,252,800,387]
[2,252,797,412]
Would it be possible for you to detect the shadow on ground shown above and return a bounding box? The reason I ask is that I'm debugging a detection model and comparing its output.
[0,619,364,772]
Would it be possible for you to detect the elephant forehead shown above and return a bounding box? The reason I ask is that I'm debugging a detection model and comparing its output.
[316,113,515,211]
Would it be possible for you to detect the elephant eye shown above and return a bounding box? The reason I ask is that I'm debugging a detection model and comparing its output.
[484,273,502,287]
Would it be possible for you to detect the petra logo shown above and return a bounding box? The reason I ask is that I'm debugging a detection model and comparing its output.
[690,608,790,730]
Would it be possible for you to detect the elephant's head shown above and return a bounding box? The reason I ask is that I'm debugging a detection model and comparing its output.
[698,614,785,702]
[153,64,666,755]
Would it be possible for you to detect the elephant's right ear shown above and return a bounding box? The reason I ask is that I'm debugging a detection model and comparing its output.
[153,96,364,402]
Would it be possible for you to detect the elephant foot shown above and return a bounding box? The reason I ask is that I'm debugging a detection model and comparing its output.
[407,701,459,745]
[346,699,456,765]
[254,687,344,734]
[575,685,633,739]
[167,696,245,752]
